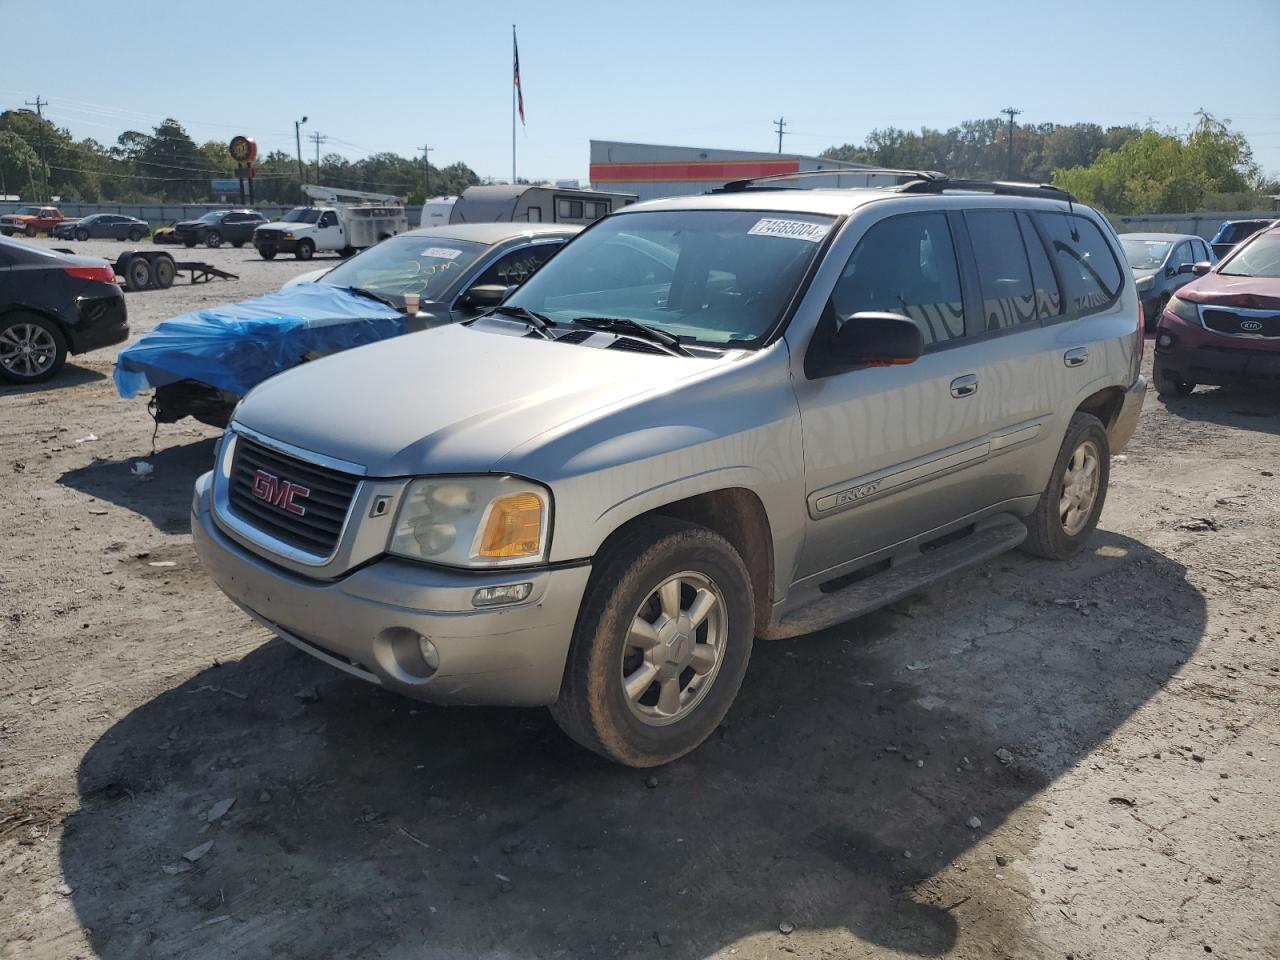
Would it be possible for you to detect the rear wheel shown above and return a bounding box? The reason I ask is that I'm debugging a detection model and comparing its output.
[258,246,277,260]
[550,517,754,767]
[153,255,176,289]
[125,255,153,290]
[205,230,222,248]
[337,246,356,258]
[295,239,315,260]
[183,239,196,249]
[128,228,145,242]
[1022,412,1109,561]
[231,240,244,248]
[1152,356,1195,397]
[0,314,66,384]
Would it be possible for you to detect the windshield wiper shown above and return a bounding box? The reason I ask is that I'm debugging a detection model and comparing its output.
[345,286,400,311]
[490,304,557,339]
[570,316,693,356]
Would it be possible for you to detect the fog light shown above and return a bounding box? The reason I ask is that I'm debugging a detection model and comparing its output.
[417,636,440,671]
[1157,333,1173,348]
[472,582,533,607]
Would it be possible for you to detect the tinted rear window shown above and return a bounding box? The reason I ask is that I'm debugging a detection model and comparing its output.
[965,210,1037,330]
[1032,213,1123,314]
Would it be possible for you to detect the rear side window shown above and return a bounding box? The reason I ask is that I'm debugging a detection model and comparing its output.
[831,212,965,347]
[1017,212,1061,319]
[964,210,1037,330]
[1032,213,1123,314]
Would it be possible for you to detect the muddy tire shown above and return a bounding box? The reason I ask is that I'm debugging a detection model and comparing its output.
[1152,356,1195,398]
[550,517,754,767]
[1022,412,1110,561]
[0,313,67,384]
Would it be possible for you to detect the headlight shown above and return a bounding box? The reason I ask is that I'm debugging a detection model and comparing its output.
[1165,295,1200,325]
[283,232,295,240]
[389,476,550,568]
[1134,276,1154,293]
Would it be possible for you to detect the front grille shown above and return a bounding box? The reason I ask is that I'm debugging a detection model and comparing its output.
[255,229,283,242]
[1202,307,1280,338]
[227,436,360,557]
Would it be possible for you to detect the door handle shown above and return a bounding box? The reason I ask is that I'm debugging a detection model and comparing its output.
[950,374,979,398]
[1064,347,1089,368]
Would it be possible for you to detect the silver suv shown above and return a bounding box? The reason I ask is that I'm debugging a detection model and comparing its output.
[192,173,1146,767]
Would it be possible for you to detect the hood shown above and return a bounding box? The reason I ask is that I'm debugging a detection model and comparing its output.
[259,221,314,232]
[1180,272,1280,310]
[175,219,206,229]
[234,323,727,477]
[1,213,34,221]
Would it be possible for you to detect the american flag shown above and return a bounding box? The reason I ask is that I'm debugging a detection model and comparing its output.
[513,27,525,126]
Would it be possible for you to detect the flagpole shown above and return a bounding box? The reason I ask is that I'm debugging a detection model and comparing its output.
[511,24,517,184]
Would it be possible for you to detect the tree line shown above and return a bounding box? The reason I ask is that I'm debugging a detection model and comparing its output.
[0,111,480,206]
[823,111,1275,213]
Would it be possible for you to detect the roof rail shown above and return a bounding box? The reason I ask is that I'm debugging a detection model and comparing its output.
[716,168,945,192]
[895,177,1076,202]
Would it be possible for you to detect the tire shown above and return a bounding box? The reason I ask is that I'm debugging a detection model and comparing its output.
[125,255,152,290]
[295,239,315,261]
[231,240,244,248]
[183,239,196,249]
[128,228,144,242]
[0,313,67,384]
[337,246,356,258]
[1152,356,1195,398]
[550,517,755,767]
[205,230,222,248]
[153,255,176,289]
[1146,296,1169,332]
[75,228,90,242]
[24,225,36,238]
[1022,412,1110,561]
[258,246,277,260]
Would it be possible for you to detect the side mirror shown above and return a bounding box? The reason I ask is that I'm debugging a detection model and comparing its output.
[830,312,924,370]
[1192,260,1212,276]
[461,284,510,309]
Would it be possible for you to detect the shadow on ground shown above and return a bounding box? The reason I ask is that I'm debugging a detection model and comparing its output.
[58,437,217,533]
[0,363,105,396]
[61,531,1205,959]
[1161,381,1280,435]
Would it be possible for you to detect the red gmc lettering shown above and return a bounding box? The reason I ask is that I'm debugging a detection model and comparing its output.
[250,469,310,516]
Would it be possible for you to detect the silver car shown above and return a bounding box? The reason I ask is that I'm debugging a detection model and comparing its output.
[192,173,1147,767]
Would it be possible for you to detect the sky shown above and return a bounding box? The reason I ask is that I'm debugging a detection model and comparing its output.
[5,0,1280,183]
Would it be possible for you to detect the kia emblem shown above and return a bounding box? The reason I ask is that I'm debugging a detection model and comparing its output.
[250,469,310,516]
[1239,319,1263,332]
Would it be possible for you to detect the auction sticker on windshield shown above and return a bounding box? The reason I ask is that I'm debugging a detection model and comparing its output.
[747,218,830,243]
[422,247,463,259]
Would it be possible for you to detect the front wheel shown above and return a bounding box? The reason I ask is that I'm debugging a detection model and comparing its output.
[258,246,276,260]
[183,239,196,249]
[294,239,315,260]
[550,517,754,767]
[75,228,90,242]
[1152,356,1195,398]
[1022,412,1109,561]
[0,313,67,384]
[24,225,36,238]
[205,230,222,248]
[231,240,244,248]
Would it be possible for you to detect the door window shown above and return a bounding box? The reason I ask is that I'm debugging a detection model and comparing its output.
[318,211,338,227]
[829,212,965,347]
[471,243,561,289]
[1193,239,1209,262]
[1031,213,1123,315]
[1173,241,1194,271]
[964,210,1038,330]
[1017,212,1062,319]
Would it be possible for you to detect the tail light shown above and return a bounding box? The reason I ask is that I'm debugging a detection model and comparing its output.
[63,264,119,285]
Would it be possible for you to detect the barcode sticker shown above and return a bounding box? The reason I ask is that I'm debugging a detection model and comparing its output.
[747,218,829,243]
[422,247,463,260]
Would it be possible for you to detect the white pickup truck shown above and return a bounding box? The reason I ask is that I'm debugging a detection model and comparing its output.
[252,186,408,261]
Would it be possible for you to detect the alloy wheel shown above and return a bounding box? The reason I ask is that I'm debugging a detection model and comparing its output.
[0,323,58,379]
[1059,440,1101,536]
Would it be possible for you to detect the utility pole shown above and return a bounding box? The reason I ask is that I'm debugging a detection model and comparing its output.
[774,116,787,154]
[1001,106,1022,179]
[419,144,434,197]
[24,95,46,118]
[309,131,327,184]
[25,96,48,200]
[294,116,308,201]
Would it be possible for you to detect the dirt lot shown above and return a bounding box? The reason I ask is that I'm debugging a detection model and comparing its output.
[1,237,1277,959]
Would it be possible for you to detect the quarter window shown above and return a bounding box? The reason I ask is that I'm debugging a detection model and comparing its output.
[1032,213,1123,315]
[965,210,1037,330]
[830,212,965,346]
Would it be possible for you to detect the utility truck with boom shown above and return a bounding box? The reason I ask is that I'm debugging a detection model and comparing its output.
[253,186,408,261]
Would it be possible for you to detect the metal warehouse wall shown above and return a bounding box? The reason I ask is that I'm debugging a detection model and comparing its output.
[0,202,426,228]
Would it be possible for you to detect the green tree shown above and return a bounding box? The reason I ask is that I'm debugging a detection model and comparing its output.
[0,130,45,199]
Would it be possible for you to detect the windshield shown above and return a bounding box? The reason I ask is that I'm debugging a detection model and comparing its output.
[1121,239,1171,270]
[16,206,40,215]
[1219,232,1280,278]
[281,207,322,224]
[503,209,835,345]
[198,211,227,223]
[318,235,488,301]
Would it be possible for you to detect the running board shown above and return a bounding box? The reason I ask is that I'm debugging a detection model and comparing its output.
[764,514,1027,640]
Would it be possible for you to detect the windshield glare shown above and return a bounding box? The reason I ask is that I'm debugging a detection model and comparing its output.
[1121,239,1171,270]
[282,207,322,224]
[318,235,488,301]
[1219,232,1280,278]
[198,211,226,223]
[504,210,835,345]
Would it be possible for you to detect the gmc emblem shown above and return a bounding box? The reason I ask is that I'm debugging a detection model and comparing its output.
[250,469,310,516]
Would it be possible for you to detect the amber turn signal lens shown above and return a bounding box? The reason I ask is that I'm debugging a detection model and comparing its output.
[477,493,543,559]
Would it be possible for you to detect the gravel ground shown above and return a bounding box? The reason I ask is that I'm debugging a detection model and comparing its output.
[1,235,1277,960]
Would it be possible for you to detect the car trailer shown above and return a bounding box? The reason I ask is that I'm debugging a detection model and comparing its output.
[53,248,239,292]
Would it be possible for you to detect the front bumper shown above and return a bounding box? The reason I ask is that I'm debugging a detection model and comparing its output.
[192,471,592,706]
[1107,375,1147,453]
[254,236,298,252]
[1155,311,1280,385]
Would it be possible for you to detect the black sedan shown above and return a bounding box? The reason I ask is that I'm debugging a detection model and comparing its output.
[0,237,128,384]
[173,210,267,249]
[53,214,150,242]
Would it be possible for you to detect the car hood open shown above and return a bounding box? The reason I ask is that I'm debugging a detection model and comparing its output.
[234,323,723,478]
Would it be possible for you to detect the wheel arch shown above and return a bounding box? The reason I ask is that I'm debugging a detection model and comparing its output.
[0,304,72,347]
[1074,385,1125,434]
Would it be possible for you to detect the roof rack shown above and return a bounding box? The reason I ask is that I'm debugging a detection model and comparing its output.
[715,168,1076,203]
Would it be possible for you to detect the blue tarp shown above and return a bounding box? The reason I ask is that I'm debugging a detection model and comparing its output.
[114,284,406,398]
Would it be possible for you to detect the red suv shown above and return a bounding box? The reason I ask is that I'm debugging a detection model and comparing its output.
[1152,223,1280,397]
